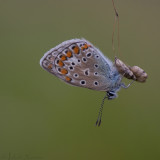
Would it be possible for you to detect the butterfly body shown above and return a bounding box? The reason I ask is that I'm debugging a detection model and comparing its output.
[40,39,123,99]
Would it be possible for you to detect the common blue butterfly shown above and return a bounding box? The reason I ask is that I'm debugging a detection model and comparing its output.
[40,38,147,126]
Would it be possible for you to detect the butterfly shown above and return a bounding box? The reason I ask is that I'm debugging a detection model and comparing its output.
[40,38,148,126]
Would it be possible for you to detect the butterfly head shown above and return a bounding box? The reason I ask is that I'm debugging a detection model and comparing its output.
[107,91,118,100]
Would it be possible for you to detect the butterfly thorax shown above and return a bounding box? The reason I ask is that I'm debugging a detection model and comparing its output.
[105,64,123,99]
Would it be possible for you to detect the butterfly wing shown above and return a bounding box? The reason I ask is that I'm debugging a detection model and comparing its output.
[40,39,121,91]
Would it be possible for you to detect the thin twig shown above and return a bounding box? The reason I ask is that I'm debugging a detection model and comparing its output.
[112,0,120,57]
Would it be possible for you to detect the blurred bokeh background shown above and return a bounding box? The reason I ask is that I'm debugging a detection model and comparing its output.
[0,0,160,160]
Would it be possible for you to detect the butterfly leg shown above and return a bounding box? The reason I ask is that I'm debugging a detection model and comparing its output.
[121,80,134,89]
[120,71,135,88]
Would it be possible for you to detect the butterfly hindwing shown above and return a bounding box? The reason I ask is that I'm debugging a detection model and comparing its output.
[40,39,119,91]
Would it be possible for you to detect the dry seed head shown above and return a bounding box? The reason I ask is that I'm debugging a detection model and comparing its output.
[115,57,136,80]
[129,66,148,82]
[115,57,148,83]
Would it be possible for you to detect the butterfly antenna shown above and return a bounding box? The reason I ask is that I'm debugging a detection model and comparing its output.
[95,92,108,127]
[112,0,120,57]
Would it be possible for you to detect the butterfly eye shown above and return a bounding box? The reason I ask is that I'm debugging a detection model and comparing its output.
[107,91,115,97]
[80,80,86,85]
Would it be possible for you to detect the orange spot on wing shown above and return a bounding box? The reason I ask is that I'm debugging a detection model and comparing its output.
[81,47,85,50]
[60,55,67,61]
[84,44,88,49]
[48,63,53,69]
[65,76,72,81]
[81,44,89,51]
[66,51,72,57]
[61,68,68,75]
[58,60,64,67]
[73,46,79,54]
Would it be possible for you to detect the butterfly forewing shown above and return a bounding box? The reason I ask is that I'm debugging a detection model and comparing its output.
[40,39,118,91]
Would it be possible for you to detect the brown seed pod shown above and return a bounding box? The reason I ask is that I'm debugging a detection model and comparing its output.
[115,57,148,83]
[129,66,148,82]
[115,57,136,80]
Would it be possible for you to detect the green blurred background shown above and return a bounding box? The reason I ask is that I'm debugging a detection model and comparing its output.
[0,0,160,159]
